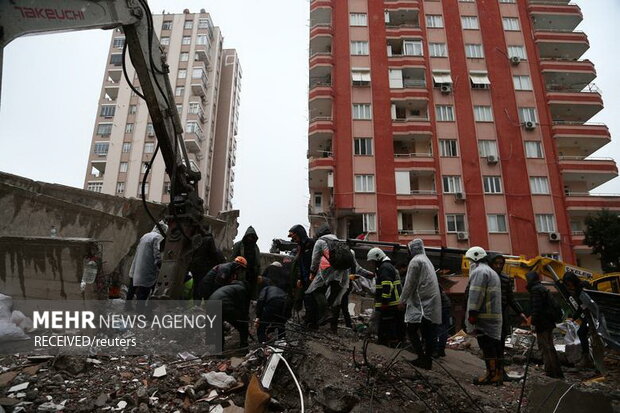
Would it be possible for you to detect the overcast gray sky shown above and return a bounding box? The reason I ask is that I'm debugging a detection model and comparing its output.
[0,0,618,251]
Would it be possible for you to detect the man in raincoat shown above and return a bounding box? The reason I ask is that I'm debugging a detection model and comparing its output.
[232,226,261,299]
[398,239,441,370]
[465,246,503,385]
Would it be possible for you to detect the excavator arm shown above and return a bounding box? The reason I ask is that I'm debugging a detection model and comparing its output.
[1,0,204,299]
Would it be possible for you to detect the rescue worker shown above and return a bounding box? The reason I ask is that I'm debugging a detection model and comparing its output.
[232,226,261,299]
[563,271,594,368]
[254,270,291,343]
[399,239,441,369]
[367,247,402,346]
[209,277,250,350]
[288,225,316,326]
[341,251,374,329]
[526,271,564,378]
[489,253,527,379]
[127,221,167,312]
[465,246,503,385]
[196,257,247,302]
[306,224,352,332]
[188,230,225,301]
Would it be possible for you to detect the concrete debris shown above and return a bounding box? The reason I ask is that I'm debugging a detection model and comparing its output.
[152,366,166,378]
[202,372,236,389]
[7,382,29,393]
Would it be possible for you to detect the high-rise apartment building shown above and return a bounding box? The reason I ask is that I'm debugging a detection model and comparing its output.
[308,0,619,270]
[84,10,241,215]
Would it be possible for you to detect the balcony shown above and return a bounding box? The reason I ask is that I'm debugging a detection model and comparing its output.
[529,3,582,31]
[393,134,432,158]
[391,100,429,126]
[309,157,335,170]
[103,86,118,102]
[547,86,603,122]
[553,122,610,156]
[535,30,589,60]
[310,3,331,26]
[384,0,420,9]
[310,0,332,11]
[541,59,596,91]
[184,131,204,154]
[564,192,620,210]
[395,170,437,202]
[194,44,212,69]
[561,157,618,191]
[385,9,420,36]
[191,74,208,97]
[90,161,106,178]
[309,85,333,100]
[308,132,332,161]
[309,166,333,190]
[309,29,332,56]
[309,94,332,122]
[310,64,332,90]
[309,53,333,68]
[309,117,334,134]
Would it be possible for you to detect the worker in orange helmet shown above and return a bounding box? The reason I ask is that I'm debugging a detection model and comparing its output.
[195,256,247,302]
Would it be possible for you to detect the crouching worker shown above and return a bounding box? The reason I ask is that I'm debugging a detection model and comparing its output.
[208,278,250,350]
[255,274,291,343]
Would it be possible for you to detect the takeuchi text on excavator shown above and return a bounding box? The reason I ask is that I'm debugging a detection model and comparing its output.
[0,0,212,299]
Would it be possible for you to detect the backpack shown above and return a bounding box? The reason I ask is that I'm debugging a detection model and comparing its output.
[326,239,354,271]
[547,290,564,323]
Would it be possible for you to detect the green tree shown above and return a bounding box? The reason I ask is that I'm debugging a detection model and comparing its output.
[584,209,620,273]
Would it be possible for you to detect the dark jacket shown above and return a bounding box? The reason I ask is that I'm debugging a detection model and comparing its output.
[500,273,524,315]
[289,225,315,285]
[256,285,290,321]
[232,226,261,278]
[196,262,239,300]
[375,259,402,308]
[526,272,556,333]
[209,281,249,321]
[188,233,225,279]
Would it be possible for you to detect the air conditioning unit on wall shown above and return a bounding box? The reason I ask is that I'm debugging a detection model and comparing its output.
[510,56,521,66]
[548,232,561,242]
[457,232,469,240]
[440,84,452,94]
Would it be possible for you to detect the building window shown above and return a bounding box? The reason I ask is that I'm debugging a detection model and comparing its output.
[487,214,507,232]
[144,143,155,153]
[446,214,466,232]
[176,104,183,114]
[96,124,112,136]
[350,13,368,26]
[530,177,550,194]
[354,138,373,155]
[164,182,171,194]
[178,69,187,79]
[403,40,424,56]
[186,121,202,134]
[478,140,498,157]
[500,0,516,3]
[125,123,134,134]
[352,69,371,86]
[119,162,128,173]
[198,18,212,29]
[175,86,185,96]
[313,192,323,210]
[122,142,131,153]
[483,176,503,194]
[93,142,109,155]
[470,71,491,89]
[536,214,556,233]
[109,54,122,66]
[503,17,520,31]
[542,253,560,260]
[141,162,150,173]
[355,175,375,192]
[184,20,194,30]
[525,141,544,158]
[146,123,155,136]
[351,41,369,55]
[442,175,462,193]
[160,37,170,46]
[128,105,137,114]
[363,213,377,232]
[100,105,115,118]
[182,36,191,45]
[389,69,404,88]
[518,107,537,123]
[461,16,479,30]
[508,45,527,59]
[180,52,189,62]
[465,44,484,59]
[162,21,172,30]
[429,43,448,57]
[87,182,103,193]
[353,104,372,120]
[113,37,125,49]
[513,75,532,91]
[138,183,149,196]
[436,105,455,122]
[130,87,141,97]
[426,15,444,28]
[439,139,458,157]
[116,182,125,194]
[474,106,493,122]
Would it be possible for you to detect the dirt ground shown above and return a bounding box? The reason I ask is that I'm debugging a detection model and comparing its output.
[0,317,619,412]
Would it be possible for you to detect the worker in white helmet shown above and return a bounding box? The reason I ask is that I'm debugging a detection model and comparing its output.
[465,246,503,385]
[367,247,403,347]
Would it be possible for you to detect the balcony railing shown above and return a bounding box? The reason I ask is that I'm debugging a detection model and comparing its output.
[394,152,432,158]
[403,79,426,88]
[565,191,620,197]
[546,82,602,94]
[553,121,606,126]
[410,189,437,195]
[393,117,430,122]
[559,156,614,161]
[399,229,439,235]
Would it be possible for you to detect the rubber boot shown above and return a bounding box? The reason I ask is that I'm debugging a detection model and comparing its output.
[488,359,503,385]
[473,360,491,385]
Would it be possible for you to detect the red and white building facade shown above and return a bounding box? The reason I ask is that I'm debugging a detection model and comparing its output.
[308,0,619,271]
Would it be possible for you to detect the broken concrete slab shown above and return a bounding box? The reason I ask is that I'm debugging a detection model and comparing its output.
[527,380,614,413]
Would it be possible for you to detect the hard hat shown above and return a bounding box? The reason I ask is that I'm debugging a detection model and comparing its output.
[234,256,248,268]
[465,246,487,262]
[367,247,387,262]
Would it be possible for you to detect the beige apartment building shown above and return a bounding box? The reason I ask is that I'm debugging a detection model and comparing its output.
[83,9,241,215]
